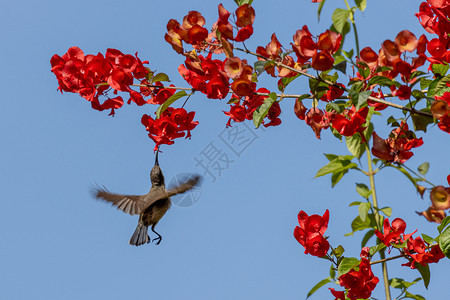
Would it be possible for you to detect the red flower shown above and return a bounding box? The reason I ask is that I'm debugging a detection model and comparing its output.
[51,47,150,116]
[305,108,334,139]
[141,107,199,150]
[264,101,282,127]
[392,85,411,100]
[371,122,423,163]
[338,258,379,300]
[332,106,368,137]
[374,218,407,246]
[224,103,247,127]
[294,209,330,257]
[402,236,446,268]
[329,288,345,300]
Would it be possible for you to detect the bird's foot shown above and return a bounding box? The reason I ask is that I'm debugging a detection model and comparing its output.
[152,236,162,245]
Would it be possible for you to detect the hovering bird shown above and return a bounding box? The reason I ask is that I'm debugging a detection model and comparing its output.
[92,152,201,246]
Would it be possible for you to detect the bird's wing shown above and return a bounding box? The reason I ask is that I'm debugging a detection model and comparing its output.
[166,175,202,197]
[92,187,145,215]
[145,175,202,206]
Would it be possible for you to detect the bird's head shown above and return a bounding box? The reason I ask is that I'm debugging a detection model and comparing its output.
[151,151,165,186]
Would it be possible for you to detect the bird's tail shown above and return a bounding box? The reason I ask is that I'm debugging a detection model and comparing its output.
[129,222,150,246]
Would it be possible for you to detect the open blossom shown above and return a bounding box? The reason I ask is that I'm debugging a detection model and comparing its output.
[51,47,151,116]
[141,107,199,150]
[371,122,423,163]
[293,210,330,257]
[332,106,368,137]
[374,218,408,246]
[338,258,379,300]
[402,237,445,268]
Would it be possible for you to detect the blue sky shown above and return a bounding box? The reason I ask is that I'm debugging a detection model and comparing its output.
[1,0,449,299]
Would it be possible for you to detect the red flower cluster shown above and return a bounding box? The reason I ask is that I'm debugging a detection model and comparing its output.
[141,107,199,150]
[332,258,379,300]
[293,210,330,257]
[319,83,346,102]
[416,1,450,51]
[374,218,445,269]
[291,25,342,71]
[224,88,281,127]
[332,106,369,138]
[215,4,255,43]
[403,237,445,268]
[371,122,424,163]
[179,52,231,99]
[50,47,150,116]
[356,30,427,88]
[165,11,209,54]
[165,4,255,55]
[375,218,411,246]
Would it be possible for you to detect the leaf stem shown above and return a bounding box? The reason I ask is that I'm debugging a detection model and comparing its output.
[365,143,391,300]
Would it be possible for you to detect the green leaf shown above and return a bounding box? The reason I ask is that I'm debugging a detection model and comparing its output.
[432,63,449,77]
[356,90,371,110]
[439,225,450,259]
[404,291,426,300]
[437,216,450,233]
[361,229,375,247]
[427,76,442,98]
[355,0,367,11]
[349,215,372,234]
[414,262,430,289]
[306,278,332,299]
[234,0,253,5]
[358,66,370,79]
[330,265,336,279]
[315,157,358,178]
[412,89,426,100]
[278,74,300,91]
[331,170,347,187]
[254,60,274,73]
[358,202,371,222]
[420,78,432,90]
[368,75,395,87]
[411,113,434,133]
[317,0,327,21]
[338,257,359,277]
[326,102,343,114]
[417,162,430,176]
[349,201,362,207]
[324,153,339,161]
[380,207,392,217]
[155,90,188,118]
[342,49,354,60]
[333,60,347,74]
[345,134,365,158]
[332,9,350,34]
[422,233,435,244]
[253,92,277,128]
[334,245,345,258]
[356,183,371,198]
[390,277,422,290]
[435,85,450,97]
[369,243,386,256]
[151,72,170,83]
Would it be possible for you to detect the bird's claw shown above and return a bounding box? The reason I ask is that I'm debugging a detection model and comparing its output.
[152,237,162,245]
